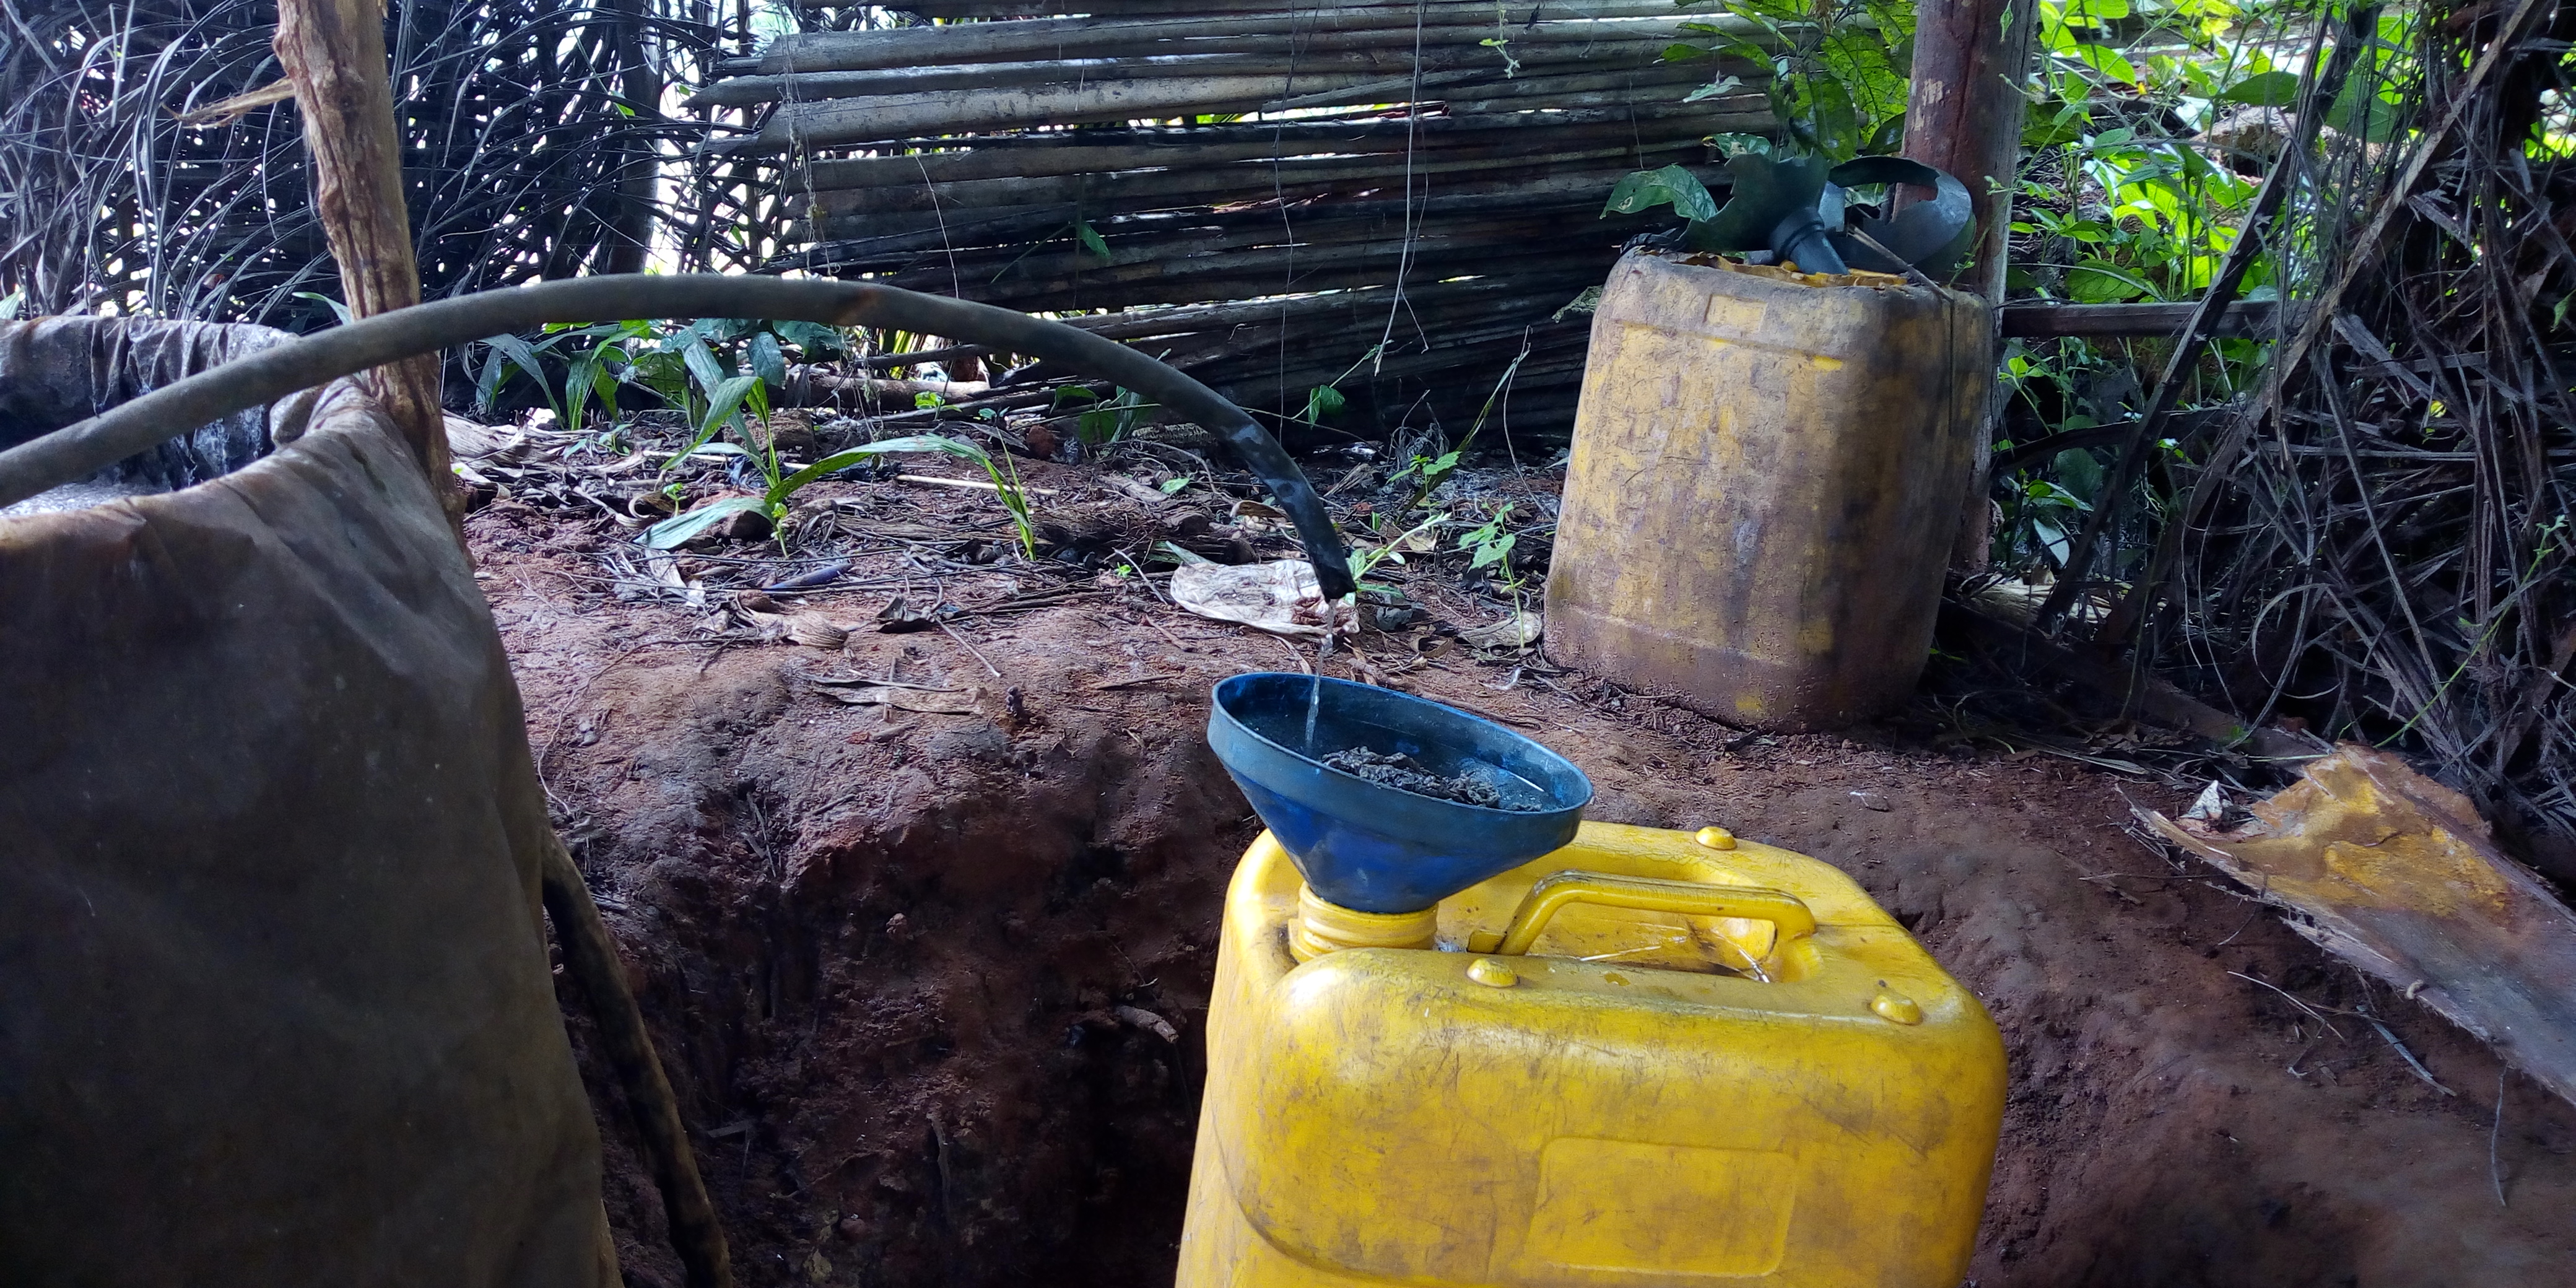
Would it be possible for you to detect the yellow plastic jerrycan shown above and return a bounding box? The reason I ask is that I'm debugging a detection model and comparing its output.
[1544,251,1994,729]
[1177,820,2004,1288]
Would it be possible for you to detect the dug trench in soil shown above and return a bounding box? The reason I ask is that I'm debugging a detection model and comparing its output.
[477,456,2576,1288]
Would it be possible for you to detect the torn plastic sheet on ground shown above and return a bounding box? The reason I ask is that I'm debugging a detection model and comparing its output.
[1171,557,1358,638]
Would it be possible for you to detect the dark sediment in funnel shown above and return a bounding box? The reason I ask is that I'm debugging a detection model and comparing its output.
[1318,747,1541,811]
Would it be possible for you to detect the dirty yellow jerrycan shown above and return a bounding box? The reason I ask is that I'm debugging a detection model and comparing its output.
[1185,674,2004,1288]
[1545,250,1994,729]
[1177,819,2007,1288]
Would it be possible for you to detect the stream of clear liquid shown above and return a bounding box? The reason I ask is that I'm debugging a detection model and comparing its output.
[1302,672,1321,755]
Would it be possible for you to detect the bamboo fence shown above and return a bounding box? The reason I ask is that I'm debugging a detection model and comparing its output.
[703,1,1780,443]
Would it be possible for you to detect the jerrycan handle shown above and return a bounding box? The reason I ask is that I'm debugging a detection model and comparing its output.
[1477,871,1818,957]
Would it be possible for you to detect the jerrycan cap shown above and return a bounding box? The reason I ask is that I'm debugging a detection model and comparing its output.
[1207,673,1592,915]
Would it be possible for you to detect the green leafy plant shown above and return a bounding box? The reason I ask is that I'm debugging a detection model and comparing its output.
[1346,510,1447,590]
[646,433,1038,555]
[1302,383,1347,428]
[476,331,567,422]
[1991,337,2145,572]
[1289,343,1385,432]
[668,368,770,467]
[1604,163,1720,222]
[1482,0,1521,76]
[2010,100,2256,305]
[1386,326,1536,513]
[1979,0,2396,574]
[2002,468,2095,570]
[2008,0,2414,308]
[1080,386,1152,446]
[1611,1,1978,276]
[474,316,848,429]
[1456,505,1523,586]
[1053,385,1155,446]
[478,320,669,425]
[1666,0,1913,160]
[1388,448,1462,493]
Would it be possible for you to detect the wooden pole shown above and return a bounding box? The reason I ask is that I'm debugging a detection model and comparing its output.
[1902,0,2038,300]
[1899,0,2038,570]
[273,0,455,517]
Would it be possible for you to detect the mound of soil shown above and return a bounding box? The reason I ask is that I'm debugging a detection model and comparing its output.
[471,461,2576,1288]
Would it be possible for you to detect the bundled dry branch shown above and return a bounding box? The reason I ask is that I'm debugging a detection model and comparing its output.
[2080,1,2576,858]
[708,1,1777,445]
[0,0,755,329]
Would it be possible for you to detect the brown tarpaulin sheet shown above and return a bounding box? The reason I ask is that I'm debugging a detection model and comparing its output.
[0,318,612,1286]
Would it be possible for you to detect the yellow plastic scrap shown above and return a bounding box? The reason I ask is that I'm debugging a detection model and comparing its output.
[2151,744,2576,1108]
[2167,747,2516,918]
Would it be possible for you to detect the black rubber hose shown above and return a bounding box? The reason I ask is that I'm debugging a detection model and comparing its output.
[0,275,1356,597]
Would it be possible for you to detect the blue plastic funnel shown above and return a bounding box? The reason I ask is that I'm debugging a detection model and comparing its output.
[1207,673,1593,914]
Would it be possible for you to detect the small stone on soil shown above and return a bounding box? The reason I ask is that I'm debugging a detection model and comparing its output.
[1320,747,1535,811]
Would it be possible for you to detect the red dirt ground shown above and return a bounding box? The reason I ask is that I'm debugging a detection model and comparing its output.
[470,460,2576,1288]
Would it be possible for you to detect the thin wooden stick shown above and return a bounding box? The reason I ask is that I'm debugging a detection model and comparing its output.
[274,0,453,515]
[537,832,735,1288]
[747,3,1744,76]
[895,473,1060,497]
[796,142,1702,217]
[705,40,1734,107]
[938,619,1004,678]
[2492,1069,2510,1206]
[785,126,1704,191]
